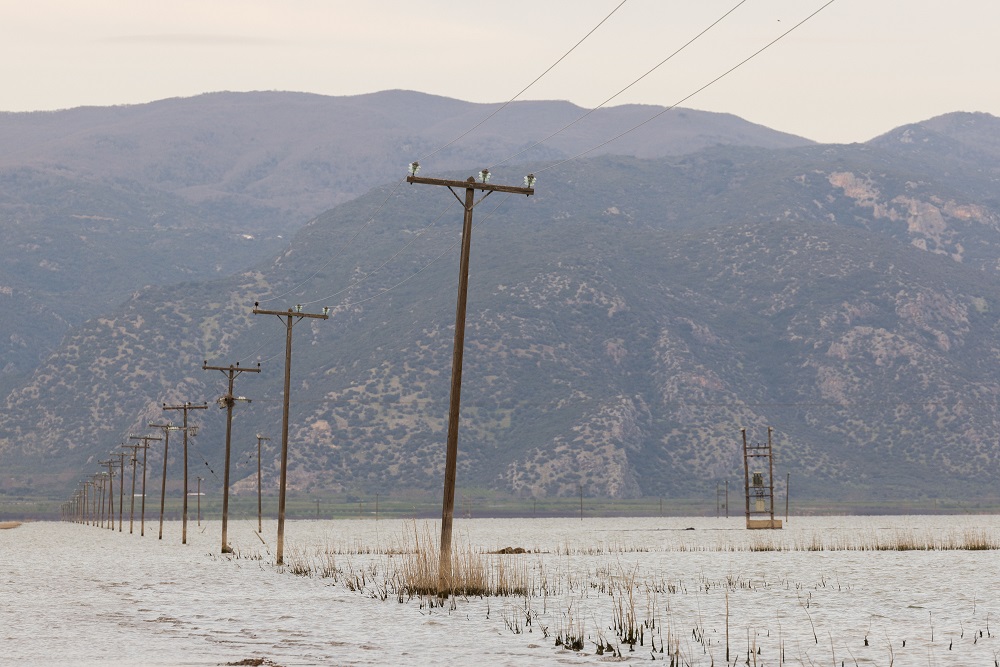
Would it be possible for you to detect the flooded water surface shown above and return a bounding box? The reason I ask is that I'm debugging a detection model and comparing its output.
[3,515,999,666]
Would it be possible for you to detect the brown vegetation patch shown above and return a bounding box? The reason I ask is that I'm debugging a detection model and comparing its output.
[490,546,528,554]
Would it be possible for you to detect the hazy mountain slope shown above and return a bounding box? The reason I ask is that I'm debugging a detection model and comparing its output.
[0,91,813,217]
[3,116,999,503]
[0,91,814,395]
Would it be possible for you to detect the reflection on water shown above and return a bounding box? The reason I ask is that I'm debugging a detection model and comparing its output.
[3,515,999,666]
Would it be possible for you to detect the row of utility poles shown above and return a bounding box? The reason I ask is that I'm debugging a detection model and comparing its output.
[62,392,269,551]
[62,458,206,535]
[62,301,329,566]
[64,165,536,598]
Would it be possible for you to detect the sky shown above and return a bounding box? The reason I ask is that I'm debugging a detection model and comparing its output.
[1,0,997,144]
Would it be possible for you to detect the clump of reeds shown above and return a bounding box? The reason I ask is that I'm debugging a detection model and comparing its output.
[398,522,530,597]
[747,534,786,552]
[554,604,585,651]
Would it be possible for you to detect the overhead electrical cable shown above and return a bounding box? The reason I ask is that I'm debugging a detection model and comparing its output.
[235,2,835,371]
[256,2,628,307]
[417,0,630,164]
[489,0,750,170]
[532,0,839,175]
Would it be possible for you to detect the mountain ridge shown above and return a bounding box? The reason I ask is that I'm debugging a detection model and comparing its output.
[0,90,816,398]
[3,110,999,503]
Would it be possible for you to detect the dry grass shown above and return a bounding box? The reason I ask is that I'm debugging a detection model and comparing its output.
[398,522,530,597]
[278,521,531,598]
[0,521,22,530]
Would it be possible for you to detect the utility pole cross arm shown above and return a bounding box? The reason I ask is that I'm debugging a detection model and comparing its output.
[406,175,535,197]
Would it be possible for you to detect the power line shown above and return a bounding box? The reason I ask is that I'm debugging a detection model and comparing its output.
[489,0,751,170]
[533,0,839,175]
[254,0,803,314]
[255,3,628,307]
[418,0,631,165]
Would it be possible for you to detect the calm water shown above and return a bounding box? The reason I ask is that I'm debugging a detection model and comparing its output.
[3,515,999,666]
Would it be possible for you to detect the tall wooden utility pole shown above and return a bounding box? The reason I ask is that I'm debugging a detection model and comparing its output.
[122,443,140,533]
[251,303,329,566]
[82,480,90,526]
[117,450,126,531]
[255,434,270,533]
[129,434,160,537]
[785,472,790,523]
[103,473,112,527]
[163,402,208,545]
[148,422,197,541]
[95,474,106,528]
[203,361,260,554]
[100,460,115,530]
[97,476,105,526]
[77,485,82,524]
[405,164,535,595]
[149,422,174,541]
[196,476,203,526]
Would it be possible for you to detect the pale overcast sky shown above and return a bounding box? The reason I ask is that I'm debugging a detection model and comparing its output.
[1,1,997,144]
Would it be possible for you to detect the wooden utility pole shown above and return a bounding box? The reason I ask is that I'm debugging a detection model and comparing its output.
[196,476,203,526]
[148,422,197,540]
[117,450,126,531]
[149,423,173,541]
[82,480,90,526]
[98,468,114,528]
[163,401,208,545]
[256,434,270,533]
[101,459,115,531]
[251,303,329,565]
[129,435,160,537]
[96,477,104,526]
[94,474,106,528]
[98,476,106,526]
[785,472,790,523]
[122,443,141,534]
[405,165,535,595]
[91,476,100,527]
[203,361,260,554]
